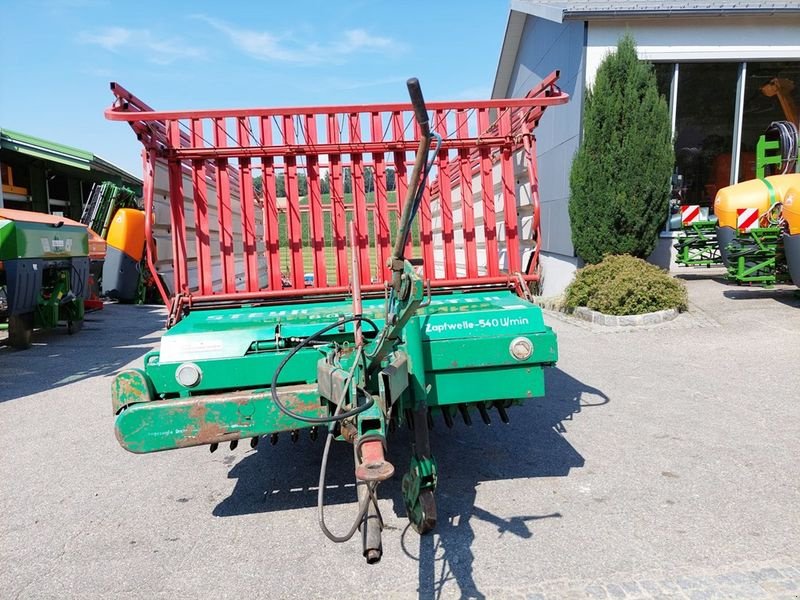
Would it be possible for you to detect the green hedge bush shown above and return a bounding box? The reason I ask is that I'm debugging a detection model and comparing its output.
[565,255,688,316]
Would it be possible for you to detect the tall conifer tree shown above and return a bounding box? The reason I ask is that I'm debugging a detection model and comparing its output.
[569,35,674,264]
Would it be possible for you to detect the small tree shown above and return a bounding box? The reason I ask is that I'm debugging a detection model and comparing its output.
[568,35,673,264]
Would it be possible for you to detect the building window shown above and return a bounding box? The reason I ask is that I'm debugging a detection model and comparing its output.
[738,61,800,181]
[674,63,740,208]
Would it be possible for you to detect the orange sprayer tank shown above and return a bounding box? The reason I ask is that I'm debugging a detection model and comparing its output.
[783,187,800,235]
[714,174,800,229]
[106,208,146,261]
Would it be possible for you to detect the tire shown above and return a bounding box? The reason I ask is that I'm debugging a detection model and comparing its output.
[7,312,34,349]
[67,319,84,335]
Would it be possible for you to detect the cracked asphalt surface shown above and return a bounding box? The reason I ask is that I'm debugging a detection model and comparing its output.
[1,270,799,599]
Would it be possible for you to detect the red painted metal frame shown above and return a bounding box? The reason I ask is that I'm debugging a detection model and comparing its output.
[106,74,568,318]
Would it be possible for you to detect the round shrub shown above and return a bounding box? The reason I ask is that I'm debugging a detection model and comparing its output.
[565,255,688,316]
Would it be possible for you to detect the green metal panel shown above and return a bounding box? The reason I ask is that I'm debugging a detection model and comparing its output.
[428,365,545,406]
[0,219,89,260]
[113,290,559,453]
[116,385,325,453]
[424,331,556,372]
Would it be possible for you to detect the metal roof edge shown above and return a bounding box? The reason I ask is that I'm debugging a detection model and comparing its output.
[1,128,141,186]
[0,128,93,163]
[92,155,142,187]
[492,9,529,98]
[510,0,566,23]
[562,8,800,19]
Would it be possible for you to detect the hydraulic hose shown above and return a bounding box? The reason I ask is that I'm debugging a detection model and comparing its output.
[269,315,379,424]
[765,120,798,174]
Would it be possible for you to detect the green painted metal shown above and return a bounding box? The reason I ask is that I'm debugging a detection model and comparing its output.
[756,134,782,179]
[116,385,325,453]
[402,453,437,530]
[725,226,789,286]
[113,290,557,453]
[674,220,722,267]
[1,128,93,171]
[0,219,89,260]
[33,269,83,329]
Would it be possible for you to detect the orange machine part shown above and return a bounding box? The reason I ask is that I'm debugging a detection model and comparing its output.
[88,228,107,261]
[106,208,146,261]
[783,187,800,235]
[714,174,800,229]
[0,207,85,227]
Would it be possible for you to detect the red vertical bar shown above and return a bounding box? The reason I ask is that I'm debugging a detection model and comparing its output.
[259,117,282,290]
[434,110,456,279]
[283,115,304,289]
[305,114,327,287]
[499,110,520,273]
[349,113,371,284]
[213,117,235,293]
[237,117,259,291]
[523,127,541,275]
[478,109,499,276]
[457,110,478,277]
[418,126,434,275]
[190,119,212,295]
[391,112,409,256]
[166,120,188,294]
[371,112,390,281]
[328,114,348,285]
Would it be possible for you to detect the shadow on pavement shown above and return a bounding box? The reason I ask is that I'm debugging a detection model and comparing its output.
[0,304,164,403]
[213,367,609,598]
[673,270,727,282]
[722,287,800,307]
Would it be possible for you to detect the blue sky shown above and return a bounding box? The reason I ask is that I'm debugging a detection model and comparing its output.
[0,0,510,177]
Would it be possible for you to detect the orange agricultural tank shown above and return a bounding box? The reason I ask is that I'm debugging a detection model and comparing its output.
[106,208,146,261]
[714,174,800,228]
[783,187,800,235]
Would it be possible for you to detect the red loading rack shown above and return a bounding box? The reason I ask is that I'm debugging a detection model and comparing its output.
[105,72,568,317]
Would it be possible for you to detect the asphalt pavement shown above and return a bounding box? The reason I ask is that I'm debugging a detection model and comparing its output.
[1,270,799,599]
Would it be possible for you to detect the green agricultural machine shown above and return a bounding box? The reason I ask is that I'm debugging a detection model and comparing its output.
[105,75,568,561]
[676,121,800,287]
[0,208,89,348]
[673,208,721,267]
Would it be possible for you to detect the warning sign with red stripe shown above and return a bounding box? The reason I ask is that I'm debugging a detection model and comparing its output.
[680,205,701,226]
[736,208,760,232]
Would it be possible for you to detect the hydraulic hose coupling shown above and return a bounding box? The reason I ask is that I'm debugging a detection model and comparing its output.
[355,436,394,482]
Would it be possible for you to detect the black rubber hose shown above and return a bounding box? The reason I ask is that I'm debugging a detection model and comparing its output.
[269,315,379,424]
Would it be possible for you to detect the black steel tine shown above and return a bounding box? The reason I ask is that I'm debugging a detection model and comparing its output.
[441,406,454,428]
[495,402,510,423]
[291,430,299,443]
[270,433,279,445]
[477,403,492,425]
[310,426,318,441]
[209,442,218,453]
[250,436,259,449]
[458,404,472,426]
[229,439,239,451]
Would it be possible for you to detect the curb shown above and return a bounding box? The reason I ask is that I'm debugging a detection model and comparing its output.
[572,306,679,327]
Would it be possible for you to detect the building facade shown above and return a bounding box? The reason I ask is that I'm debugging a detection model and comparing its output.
[493,0,800,295]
